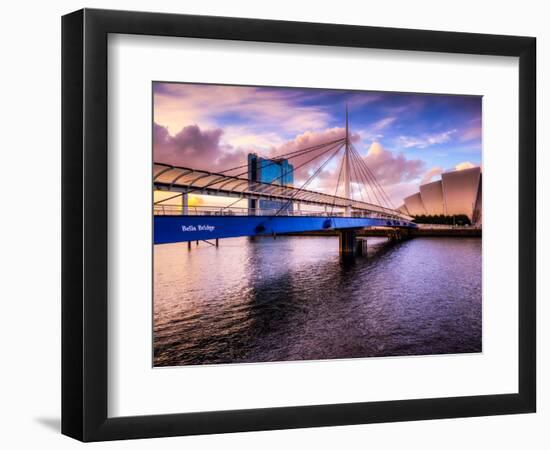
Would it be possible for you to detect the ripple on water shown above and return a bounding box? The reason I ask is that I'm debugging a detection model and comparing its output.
[153,236,482,366]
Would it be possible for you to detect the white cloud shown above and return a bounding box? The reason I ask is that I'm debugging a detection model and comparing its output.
[356,116,397,141]
[222,126,285,151]
[154,83,331,135]
[421,166,444,184]
[455,161,476,171]
[398,129,457,149]
[361,142,425,185]
[154,122,429,210]
[154,123,248,172]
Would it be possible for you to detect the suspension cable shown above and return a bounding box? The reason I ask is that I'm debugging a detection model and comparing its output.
[350,144,389,207]
[274,143,345,216]
[350,144,394,210]
[155,138,346,204]
[348,151,366,204]
[154,114,401,216]
[349,145,386,208]
[350,143,396,209]
[218,137,345,180]
[154,192,184,205]
[219,196,245,211]
[348,146,372,204]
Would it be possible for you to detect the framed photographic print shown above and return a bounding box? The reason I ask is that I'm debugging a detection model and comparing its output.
[62,8,536,441]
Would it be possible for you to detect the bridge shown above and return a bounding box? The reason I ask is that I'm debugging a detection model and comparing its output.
[154,108,417,256]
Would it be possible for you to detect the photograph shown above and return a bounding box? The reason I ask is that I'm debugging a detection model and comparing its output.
[152,82,483,367]
[0,1,539,446]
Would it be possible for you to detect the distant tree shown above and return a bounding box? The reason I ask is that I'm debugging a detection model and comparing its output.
[413,214,471,226]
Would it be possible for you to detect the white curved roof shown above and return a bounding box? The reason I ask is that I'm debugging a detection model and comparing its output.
[441,167,481,218]
[420,180,445,215]
[404,192,427,216]
[402,166,482,220]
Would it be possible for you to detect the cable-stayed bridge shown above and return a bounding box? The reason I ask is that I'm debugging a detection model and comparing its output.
[154,109,417,255]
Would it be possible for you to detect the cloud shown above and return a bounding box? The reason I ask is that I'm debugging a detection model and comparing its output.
[459,116,482,143]
[222,126,285,151]
[455,161,476,171]
[305,142,425,205]
[155,123,222,156]
[154,123,247,172]
[346,92,383,108]
[269,127,350,155]
[398,129,457,149]
[296,141,426,205]
[384,182,423,207]
[460,124,482,142]
[154,123,352,178]
[357,116,397,141]
[371,117,397,131]
[421,166,444,184]
[154,82,331,135]
[415,162,479,188]
[258,127,362,187]
[419,162,478,185]
[358,142,425,185]
[154,123,426,209]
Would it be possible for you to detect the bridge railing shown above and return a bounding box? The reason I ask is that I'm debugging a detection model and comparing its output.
[153,204,400,220]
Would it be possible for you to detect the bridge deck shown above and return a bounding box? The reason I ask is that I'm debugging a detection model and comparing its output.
[155,215,417,244]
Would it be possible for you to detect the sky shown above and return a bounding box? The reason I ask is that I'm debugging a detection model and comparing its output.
[153,82,482,207]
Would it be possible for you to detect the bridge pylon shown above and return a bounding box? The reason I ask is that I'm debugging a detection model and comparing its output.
[343,104,352,216]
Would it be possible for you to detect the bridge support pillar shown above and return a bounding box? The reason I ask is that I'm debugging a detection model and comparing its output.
[356,237,368,256]
[182,192,188,215]
[339,230,357,257]
[388,228,408,243]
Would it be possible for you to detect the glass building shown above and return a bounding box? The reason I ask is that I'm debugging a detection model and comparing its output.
[248,153,294,214]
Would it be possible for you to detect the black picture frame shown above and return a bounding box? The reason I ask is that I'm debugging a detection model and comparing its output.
[62,8,536,442]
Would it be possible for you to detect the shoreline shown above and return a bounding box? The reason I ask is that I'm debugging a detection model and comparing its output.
[282,227,481,238]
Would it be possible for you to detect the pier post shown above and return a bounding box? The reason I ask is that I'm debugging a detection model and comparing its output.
[215,238,219,247]
[339,229,357,257]
[355,237,368,256]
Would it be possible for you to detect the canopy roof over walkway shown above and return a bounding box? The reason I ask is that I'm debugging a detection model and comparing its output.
[154,163,412,221]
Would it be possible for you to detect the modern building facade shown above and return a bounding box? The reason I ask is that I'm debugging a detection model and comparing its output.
[402,192,427,216]
[398,166,482,225]
[248,153,294,213]
[419,180,445,215]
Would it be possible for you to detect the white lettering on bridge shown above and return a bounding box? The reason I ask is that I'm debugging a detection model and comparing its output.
[181,225,216,232]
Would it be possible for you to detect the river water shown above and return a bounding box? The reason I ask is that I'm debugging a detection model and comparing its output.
[154,236,481,366]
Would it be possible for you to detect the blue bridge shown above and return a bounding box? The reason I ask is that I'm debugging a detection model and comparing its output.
[154,109,417,256]
[154,214,415,245]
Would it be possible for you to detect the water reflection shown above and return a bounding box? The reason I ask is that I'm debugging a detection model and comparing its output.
[154,236,481,366]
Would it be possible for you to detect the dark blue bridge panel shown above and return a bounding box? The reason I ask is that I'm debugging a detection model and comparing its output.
[154,215,417,244]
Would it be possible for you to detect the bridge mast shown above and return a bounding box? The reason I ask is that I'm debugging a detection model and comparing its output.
[344,104,351,216]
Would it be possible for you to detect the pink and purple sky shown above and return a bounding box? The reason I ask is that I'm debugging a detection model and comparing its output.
[153,82,481,206]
